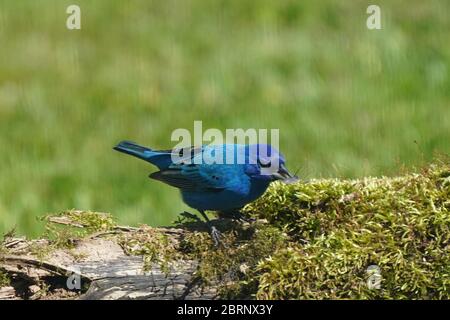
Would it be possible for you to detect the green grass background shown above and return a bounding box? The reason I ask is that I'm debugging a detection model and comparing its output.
[0,0,448,236]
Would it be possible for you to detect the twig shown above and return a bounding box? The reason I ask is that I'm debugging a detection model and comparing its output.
[1,255,92,282]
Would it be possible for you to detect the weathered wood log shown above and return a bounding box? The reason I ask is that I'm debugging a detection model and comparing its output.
[0,223,220,300]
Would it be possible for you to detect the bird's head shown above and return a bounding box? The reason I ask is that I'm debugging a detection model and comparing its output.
[244,144,298,183]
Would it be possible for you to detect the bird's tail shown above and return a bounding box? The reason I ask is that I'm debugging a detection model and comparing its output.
[113,141,153,162]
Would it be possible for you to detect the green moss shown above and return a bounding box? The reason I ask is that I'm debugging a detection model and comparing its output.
[45,210,115,233]
[0,269,11,287]
[40,210,115,249]
[181,223,289,298]
[119,226,182,273]
[243,161,450,299]
[4,210,118,262]
[6,161,448,299]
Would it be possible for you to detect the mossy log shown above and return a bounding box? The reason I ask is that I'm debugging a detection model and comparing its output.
[1,161,449,300]
[0,220,220,300]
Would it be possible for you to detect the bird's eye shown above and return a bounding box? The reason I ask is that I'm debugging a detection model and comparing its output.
[258,159,271,168]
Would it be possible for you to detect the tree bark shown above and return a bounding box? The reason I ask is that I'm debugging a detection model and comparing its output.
[0,225,218,300]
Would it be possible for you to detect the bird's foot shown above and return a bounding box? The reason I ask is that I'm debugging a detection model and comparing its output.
[210,226,222,247]
[198,210,226,248]
[228,211,255,223]
[238,216,256,223]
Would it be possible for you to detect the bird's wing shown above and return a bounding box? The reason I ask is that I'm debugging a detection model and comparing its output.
[149,162,230,192]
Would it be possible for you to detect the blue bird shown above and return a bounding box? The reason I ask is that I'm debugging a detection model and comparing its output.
[114,141,296,245]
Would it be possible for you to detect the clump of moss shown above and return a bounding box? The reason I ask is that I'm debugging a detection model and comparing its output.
[242,161,450,299]
[5,162,448,299]
[44,210,115,233]
[0,269,11,287]
[8,210,118,262]
[119,226,182,273]
[41,210,115,249]
[181,223,289,299]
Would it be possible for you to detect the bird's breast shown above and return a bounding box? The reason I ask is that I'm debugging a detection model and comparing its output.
[181,179,270,211]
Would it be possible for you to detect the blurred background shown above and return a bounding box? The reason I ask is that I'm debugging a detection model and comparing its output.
[0,0,448,236]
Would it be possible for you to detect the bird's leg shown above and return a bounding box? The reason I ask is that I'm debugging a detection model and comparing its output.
[198,210,222,247]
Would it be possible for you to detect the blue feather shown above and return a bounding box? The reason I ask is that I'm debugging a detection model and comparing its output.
[114,141,295,212]
[113,141,174,170]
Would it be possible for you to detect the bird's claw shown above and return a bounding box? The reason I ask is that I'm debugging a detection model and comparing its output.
[229,212,255,223]
[210,226,223,247]
[238,216,256,223]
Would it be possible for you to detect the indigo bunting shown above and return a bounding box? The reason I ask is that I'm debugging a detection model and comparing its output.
[114,141,296,245]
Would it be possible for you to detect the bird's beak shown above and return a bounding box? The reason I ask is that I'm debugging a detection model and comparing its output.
[272,164,299,183]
